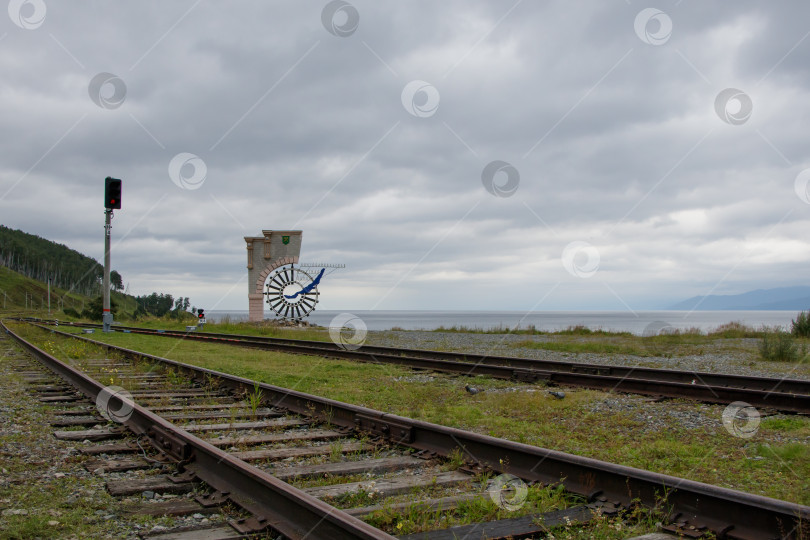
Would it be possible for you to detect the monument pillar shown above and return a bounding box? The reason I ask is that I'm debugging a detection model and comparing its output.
[244,230,302,322]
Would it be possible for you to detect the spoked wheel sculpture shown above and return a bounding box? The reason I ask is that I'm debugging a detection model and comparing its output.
[264,265,323,320]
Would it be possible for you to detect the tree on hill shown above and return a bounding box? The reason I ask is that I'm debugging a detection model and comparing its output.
[110,270,123,291]
[134,293,195,320]
[81,296,118,321]
[135,292,174,317]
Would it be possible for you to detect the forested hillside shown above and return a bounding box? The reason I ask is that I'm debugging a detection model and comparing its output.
[0,225,195,321]
[0,225,122,296]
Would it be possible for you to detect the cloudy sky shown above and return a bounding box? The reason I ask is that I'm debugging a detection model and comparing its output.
[1,1,809,313]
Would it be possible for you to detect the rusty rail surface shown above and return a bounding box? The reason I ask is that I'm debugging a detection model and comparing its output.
[38,319,810,414]
[9,319,810,539]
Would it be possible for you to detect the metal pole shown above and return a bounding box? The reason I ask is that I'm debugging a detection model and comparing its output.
[103,209,113,332]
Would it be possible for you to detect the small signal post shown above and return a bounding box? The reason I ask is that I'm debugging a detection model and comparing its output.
[103,177,122,332]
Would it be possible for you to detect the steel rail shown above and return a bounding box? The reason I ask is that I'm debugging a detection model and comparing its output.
[43,319,810,414]
[14,319,810,539]
[2,320,393,540]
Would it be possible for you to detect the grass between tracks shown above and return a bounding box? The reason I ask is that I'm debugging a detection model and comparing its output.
[8,323,810,528]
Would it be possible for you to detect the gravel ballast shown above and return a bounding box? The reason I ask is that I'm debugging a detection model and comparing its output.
[364,330,810,381]
[0,332,238,539]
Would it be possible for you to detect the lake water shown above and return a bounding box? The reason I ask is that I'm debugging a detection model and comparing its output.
[205,310,801,335]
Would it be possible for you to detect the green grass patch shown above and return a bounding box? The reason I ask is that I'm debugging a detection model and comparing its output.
[759,331,809,363]
[113,316,333,342]
[761,416,810,434]
[708,321,766,339]
[757,442,809,462]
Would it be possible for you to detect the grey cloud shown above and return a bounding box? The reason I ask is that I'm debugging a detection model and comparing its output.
[1,0,809,312]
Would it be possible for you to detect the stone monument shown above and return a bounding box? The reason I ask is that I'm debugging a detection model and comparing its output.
[244,230,302,322]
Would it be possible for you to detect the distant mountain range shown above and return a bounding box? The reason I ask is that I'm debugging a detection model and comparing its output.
[668,286,810,311]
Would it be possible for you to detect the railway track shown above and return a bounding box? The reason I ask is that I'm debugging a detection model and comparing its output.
[4,318,810,539]
[36,318,810,415]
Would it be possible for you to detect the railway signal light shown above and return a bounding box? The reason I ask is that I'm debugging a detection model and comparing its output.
[105,177,122,209]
